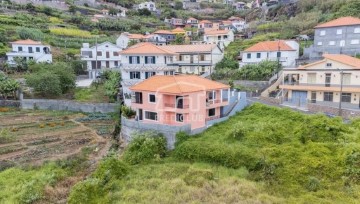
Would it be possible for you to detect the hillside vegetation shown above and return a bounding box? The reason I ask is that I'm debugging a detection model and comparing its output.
[67,104,360,203]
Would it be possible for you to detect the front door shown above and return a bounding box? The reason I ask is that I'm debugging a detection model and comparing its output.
[138,109,143,120]
[292,91,308,107]
[311,91,316,103]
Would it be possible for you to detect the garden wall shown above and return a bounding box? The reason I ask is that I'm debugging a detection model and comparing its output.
[307,103,360,119]
[21,99,118,113]
[0,100,21,108]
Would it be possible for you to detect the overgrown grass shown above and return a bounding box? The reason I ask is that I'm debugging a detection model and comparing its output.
[68,103,360,203]
[74,84,109,103]
[49,27,92,38]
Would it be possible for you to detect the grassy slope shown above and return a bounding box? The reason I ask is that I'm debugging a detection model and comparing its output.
[67,104,360,204]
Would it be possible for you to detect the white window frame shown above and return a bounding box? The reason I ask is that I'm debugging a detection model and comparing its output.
[354,27,360,33]
[328,41,336,46]
[144,111,158,121]
[317,42,323,46]
[148,93,156,103]
[336,29,342,35]
[350,39,360,45]
[320,30,326,36]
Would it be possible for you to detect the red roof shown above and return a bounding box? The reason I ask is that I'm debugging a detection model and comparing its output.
[244,40,295,52]
[130,75,229,94]
[119,42,176,55]
[315,17,360,28]
[11,39,42,45]
[154,30,174,35]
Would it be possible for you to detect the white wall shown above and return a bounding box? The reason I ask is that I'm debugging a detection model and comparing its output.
[7,44,52,65]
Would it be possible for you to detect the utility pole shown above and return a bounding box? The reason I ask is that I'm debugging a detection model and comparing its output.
[95,36,98,79]
[338,68,344,117]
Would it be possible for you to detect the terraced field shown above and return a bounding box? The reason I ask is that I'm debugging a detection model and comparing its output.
[0,109,115,166]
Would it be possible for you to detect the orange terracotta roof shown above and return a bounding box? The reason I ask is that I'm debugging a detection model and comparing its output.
[199,20,212,24]
[323,54,360,68]
[11,39,42,45]
[222,20,232,25]
[244,40,295,52]
[130,75,229,94]
[315,16,360,28]
[204,29,232,36]
[172,27,186,33]
[129,34,145,39]
[154,30,174,35]
[119,42,176,55]
[187,17,197,21]
[163,44,218,53]
[228,16,244,21]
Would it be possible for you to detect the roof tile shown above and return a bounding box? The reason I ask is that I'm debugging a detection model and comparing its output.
[315,16,360,28]
[244,40,295,52]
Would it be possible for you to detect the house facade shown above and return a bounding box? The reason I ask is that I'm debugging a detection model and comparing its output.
[6,39,52,65]
[143,34,167,46]
[279,54,360,109]
[163,44,224,75]
[119,43,177,106]
[240,40,299,68]
[80,42,122,79]
[154,30,176,44]
[228,16,247,32]
[137,1,156,11]
[116,33,145,49]
[186,17,199,27]
[304,17,360,59]
[203,29,234,49]
[129,75,231,130]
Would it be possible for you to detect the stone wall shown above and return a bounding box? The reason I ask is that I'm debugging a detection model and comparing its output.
[307,103,360,119]
[121,117,192,149]
[0,100,21,108]
[21,99,118,113]
[259,96,282,105]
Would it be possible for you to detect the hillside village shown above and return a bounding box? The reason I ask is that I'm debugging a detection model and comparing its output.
[1,0,360,203]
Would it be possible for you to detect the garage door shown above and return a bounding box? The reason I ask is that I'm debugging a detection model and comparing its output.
[290,91,308,107]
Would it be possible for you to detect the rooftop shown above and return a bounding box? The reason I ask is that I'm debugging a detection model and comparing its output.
[130,75,229,94]
[129,34,145,39]
[119,42,176,55]
[299,54,360,69]
[204,29,232,36]
[11,39,43,45]
[163,44,218,53]
[315,16,360,28]
[171,27,186,33]
[154,30,174,35]
[244,40,295,52]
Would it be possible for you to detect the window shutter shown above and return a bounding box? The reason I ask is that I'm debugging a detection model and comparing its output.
[153,56,156,64]
[129,57,133,64]
[145,56,148,64]
[130,72,133,79]
[137,56,140,64]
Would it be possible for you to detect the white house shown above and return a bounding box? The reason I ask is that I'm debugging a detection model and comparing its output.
[203,29,234,49]
[80,42,122,79]
[163,44,224,75]
[119,42,177,106]
[6,39,52,65]
[240,40,299,68]
[228,16,247,32]
[138,1,156,11]
[116,33,145,49]
[143,34,167,46]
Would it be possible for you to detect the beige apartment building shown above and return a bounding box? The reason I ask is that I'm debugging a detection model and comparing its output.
[279,54,360,109]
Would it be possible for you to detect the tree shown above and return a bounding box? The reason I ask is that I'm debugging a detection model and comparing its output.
[215,57,239,70]
[109,8,118,16]
[0,73,20,99]
[137,8,151,16]
[69,5,77,14]
[25,3,35,12]
[26,71,62,97]
[103,71,121,102]
[174,1,183,10]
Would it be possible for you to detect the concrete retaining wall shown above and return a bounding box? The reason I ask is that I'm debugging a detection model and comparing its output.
[0,100,21,108]
[259,96,282,105]
[21,99,118,113]
[307,103,360,119]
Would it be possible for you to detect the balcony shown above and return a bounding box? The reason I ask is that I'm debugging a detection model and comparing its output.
[280,83,360,92]
[205,115,220,122]
[164,103,190,109]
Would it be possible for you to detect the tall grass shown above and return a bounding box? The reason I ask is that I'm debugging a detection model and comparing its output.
[49,27,92,38]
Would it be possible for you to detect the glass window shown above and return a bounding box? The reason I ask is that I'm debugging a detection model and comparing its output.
[36,47,40,52]
[130,71,140,79]
[114,61,118,67]
[176,113,183,122]
[341,93,351,103]
[208,108,216,117]
[326,63,332,67]
[320,30,326,36]
[323,92,333,102]
[113,52,119,56]
[97,51,102,56]
[256,53,261,58]
[350,39,359,45]
[336,29,342,35]
[145,111,157,121]
[247,53,251,59]
[317,42,323,46]
[149,94,156,103]
[329,41,335,46]
[277,52,281,57]
[145,56,156,64]
[18,46,23,52]
[354,27,360,33]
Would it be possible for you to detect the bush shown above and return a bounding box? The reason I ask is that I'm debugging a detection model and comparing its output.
[92,157,129,181]
[123,132,167,165]
[121,105,136,119]
[26,71,62,96]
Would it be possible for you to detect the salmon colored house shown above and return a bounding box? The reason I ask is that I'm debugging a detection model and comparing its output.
[129,75,230,130]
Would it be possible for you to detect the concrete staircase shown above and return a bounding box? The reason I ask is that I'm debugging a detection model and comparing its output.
[261,71,283,97]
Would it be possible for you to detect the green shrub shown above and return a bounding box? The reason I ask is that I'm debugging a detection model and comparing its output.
[92,157,129,181]
[175,131,190,147]
[123,132,167,165]
[306,176,321,192]
[183,167,214,186]
[121,105,136,119]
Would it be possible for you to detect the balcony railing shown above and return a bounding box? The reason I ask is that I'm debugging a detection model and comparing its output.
[164,103,189,109]
[282,83,359,88]
[206,99,221,106]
